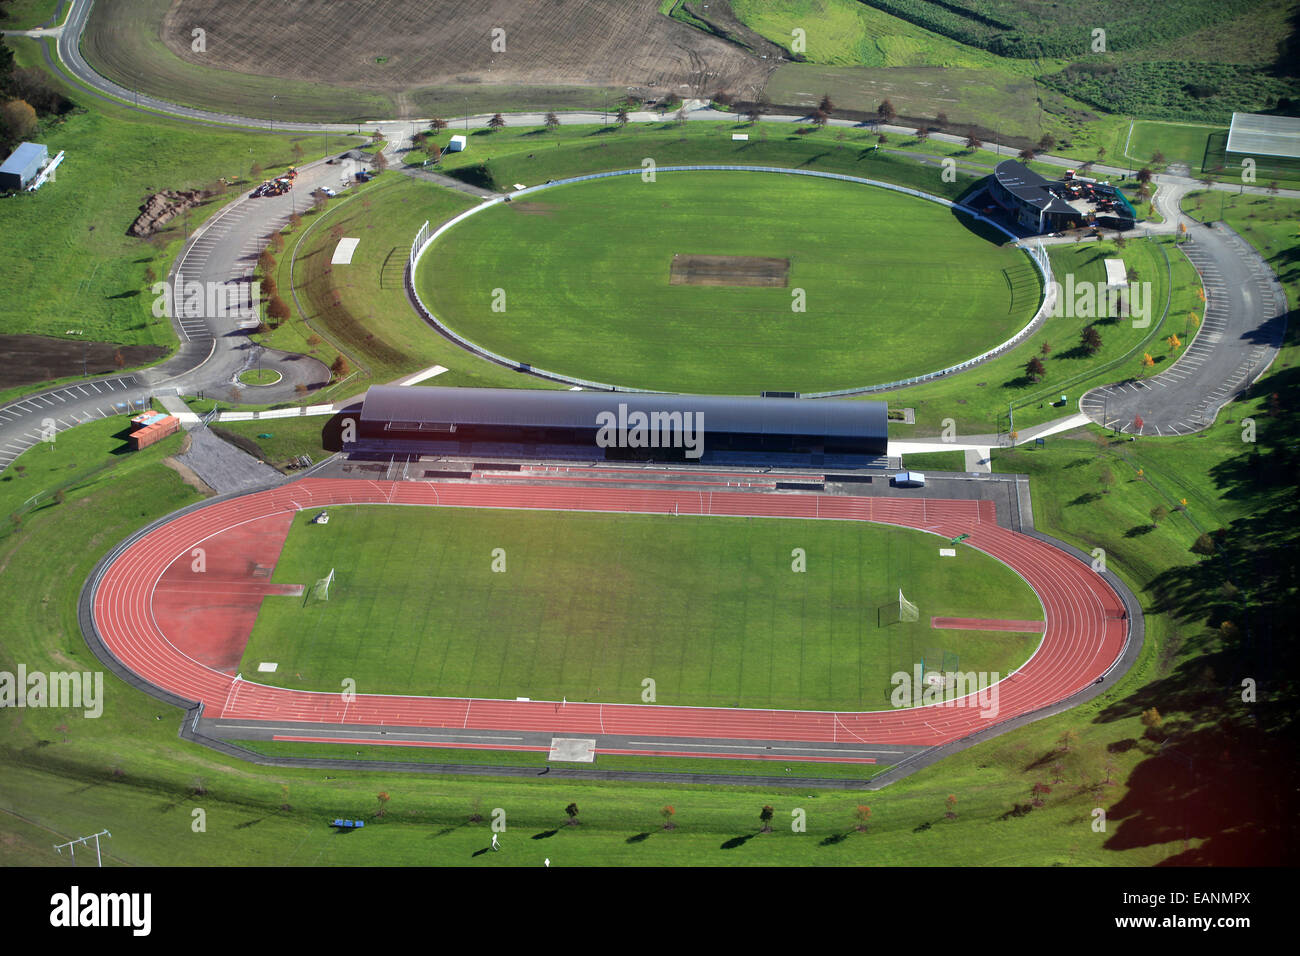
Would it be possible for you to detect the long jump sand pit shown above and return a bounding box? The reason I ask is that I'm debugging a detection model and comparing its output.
[669,254,790,288]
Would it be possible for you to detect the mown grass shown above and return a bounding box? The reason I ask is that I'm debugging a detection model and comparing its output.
[240,505,1041,711]
[421,169,1033,393]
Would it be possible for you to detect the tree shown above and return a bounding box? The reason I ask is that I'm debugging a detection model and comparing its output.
[306,333,322,347]
[267,295,290,322]
[1025,356,1046,382]
[935,112,949,128]
[53,488,65,505]
[811,108,828,128]
[944,794,957,820]
[1080,325,1102,355]
[1097,146,1106,160]
[1141,352,1155,375]
[675,107,688,126]
[1030,782,1051,808]
[759,805,774,832]
[544,111,560,131]
[877,99,896,124]
[1133,416,1145,434]
[376,791,390,816]
[1040,341,1052,357]
[818,93,835,115]
[744,100,766,124]
[1140,707,1163,737]
[1018,147,1035,162]
[564,802,579,825]
[487,113,506,130]
[249,161,263,180]
[876,132,888,145]
[1151,150,1165,165]
[1037,132,1056,152]
[914,125,929,142]
[965,131,982,150]
[1057,729,1079,752]
[661,805,676,829]
[1150,505,1169,525]
[330,355,350,380]
[1136,166,1153,186]
[261,275,277,297]
[1166,333,1182,354]
[372,150,388,172]
[614,106,629,128]
[1098,464,1116,494]
[426,145,442,165]
[430,117,448,132]
[113,349,125,369]
[291,141,304,162]
[289,213,303,230]
[854,805,872,832]
[1,98,37,141]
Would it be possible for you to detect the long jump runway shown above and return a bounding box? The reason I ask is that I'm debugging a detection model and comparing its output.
[89,478,1128,757]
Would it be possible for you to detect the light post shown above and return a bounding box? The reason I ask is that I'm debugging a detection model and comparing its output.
[271,95,277,133]
[464,97,469,131]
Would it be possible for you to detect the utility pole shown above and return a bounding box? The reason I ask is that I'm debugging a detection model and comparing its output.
[54,830,111,867]
[271,95,277,133]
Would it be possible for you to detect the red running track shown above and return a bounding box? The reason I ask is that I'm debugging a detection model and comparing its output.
[92,478,1127,747]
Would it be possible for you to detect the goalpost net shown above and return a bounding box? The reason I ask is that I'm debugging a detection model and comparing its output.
[898,588,920,623]
[311,568,335,602]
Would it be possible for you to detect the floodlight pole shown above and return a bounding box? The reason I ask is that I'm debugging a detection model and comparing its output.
[54,830,111,867]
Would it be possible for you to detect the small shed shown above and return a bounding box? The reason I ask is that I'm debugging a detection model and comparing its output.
[0,142,49,191]
[447,134,468,153]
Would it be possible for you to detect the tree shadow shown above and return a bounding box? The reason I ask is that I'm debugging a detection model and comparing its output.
[626,831,651,844]
[531,829,559,840]
[819,831,849,846]
[720,832,757,850]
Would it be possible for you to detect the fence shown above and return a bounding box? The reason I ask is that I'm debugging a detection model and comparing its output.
[406,166,1054,396]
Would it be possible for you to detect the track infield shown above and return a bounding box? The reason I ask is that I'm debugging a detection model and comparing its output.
[236,505,1043,711]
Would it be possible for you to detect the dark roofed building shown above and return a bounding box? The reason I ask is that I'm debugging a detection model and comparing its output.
[988,160,1135,234]
[990,160,1079,233]
[354,386,889,468]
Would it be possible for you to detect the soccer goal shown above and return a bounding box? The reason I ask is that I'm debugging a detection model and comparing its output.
[878,588,920,626]
[898,588,920,623]
[310,568,335,602]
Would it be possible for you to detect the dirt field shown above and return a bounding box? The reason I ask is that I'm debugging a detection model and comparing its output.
[0,335,167,390]
[669,254,790,287]
[158,0,775,110]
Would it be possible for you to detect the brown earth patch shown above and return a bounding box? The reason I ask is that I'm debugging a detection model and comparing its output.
[669,254,790,287]
[157,0,775,105]
[0,335,168,390]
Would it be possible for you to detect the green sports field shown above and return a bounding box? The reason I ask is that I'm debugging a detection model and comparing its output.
[238,505,1043,711]
[419,170,1040,394]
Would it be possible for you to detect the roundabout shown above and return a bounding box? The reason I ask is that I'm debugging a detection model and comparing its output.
[414,167,1049,395]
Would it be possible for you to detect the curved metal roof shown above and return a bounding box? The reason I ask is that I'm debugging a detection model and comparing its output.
[361,386,888,440]
[993,160,1076,215]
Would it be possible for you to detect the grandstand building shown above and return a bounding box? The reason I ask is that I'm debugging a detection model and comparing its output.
[350,386,890,468]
